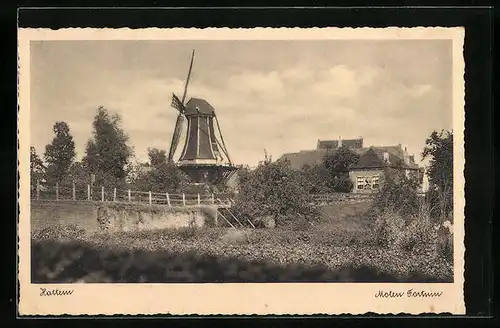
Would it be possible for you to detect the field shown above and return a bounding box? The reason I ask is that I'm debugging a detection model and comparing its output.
[31,201,453,283]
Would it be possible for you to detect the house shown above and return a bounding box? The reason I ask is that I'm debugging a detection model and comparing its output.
[349,147,423,194]
[278,137,424,193]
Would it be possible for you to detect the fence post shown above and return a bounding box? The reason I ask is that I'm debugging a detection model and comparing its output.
[36,179,40,200]
[166,192,171,207]
[101,186,104,202]
[182,193,186,206]
[128,189,131,202]
[211,193,214,204]
[113,188,117,202]
[149,191,152,206]
[197,193,201,206]
[87,184,90,201]
[55,182,59,201]
[72,181,76,201]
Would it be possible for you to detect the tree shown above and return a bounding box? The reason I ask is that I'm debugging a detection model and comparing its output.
[130,148,187,192]
[44,122,76,183]
[372,168,421,217]
[233,157,318,227]
[422,130,453,220]
[322,146,360,192]
[67,161,90,186]
[300,164,330,194]
[147,148,167,168]
[422,130,453,192]
[82,107,133,188]
[30,146,46,182]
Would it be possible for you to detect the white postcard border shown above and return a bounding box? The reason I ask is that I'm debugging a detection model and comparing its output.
[18,27,465,316]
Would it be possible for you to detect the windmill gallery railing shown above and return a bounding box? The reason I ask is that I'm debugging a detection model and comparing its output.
[30,180,235,207]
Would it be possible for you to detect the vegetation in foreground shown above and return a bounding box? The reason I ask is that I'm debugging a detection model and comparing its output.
[31,207,453,284]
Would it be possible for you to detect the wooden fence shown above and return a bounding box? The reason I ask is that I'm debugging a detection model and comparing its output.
[30,181,426,208]
[30,180,234,207]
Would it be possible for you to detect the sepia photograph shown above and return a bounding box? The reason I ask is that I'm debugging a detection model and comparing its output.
[18,27,465,315]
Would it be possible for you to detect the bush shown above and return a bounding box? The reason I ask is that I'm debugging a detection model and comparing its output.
[232,158,319,227]
[373,208,405,247]
[32,224,87,241]
[372,169,421,217]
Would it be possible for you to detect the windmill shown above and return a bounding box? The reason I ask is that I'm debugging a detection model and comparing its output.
[167,50,238,185]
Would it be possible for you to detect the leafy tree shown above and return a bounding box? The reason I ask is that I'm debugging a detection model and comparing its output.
[44,122,76,183]
[422,130,454,220]
[233,157,318,227]
[322,146,360,192]
[131,148,187,192]
[147,148,167,168]
[30,146,46,182]
[66,161,91,186]
[300,164,330,194]
[422,130,453,192]
[82,107,133,189]
[372,168,421,217]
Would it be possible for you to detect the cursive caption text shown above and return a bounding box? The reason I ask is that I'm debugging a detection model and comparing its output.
[40,287,74,296]
[375,289,443,298]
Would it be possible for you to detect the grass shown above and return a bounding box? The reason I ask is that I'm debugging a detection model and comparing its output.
[31,200,453,284]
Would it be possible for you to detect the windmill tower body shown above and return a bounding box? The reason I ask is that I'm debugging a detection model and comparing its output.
[167,51,238,185]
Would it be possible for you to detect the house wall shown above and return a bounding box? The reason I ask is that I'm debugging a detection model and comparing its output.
[349,169,385,194]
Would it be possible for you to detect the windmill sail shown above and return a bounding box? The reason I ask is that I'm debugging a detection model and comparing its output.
[167,113,185,162]
[167,50,195,162]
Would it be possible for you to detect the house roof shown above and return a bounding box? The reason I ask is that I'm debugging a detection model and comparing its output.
[279,143,420,171]
[278,149,327,170]
[184,98,216,116]
[350,146,419,170]
[317,138,363,150]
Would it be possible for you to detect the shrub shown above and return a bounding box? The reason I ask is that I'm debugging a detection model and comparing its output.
[372,168,421,217]
[373,208,405,247]
[32,224,87,241]
[400,207,439,256]
[232,158,319,227]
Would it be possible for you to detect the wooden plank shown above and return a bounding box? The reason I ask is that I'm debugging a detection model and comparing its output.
[217,210,235,228]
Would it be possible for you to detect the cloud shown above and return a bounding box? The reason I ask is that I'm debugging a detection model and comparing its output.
[30,40,452,167]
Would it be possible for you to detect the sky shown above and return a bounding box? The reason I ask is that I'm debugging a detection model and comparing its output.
[30,39,453,167]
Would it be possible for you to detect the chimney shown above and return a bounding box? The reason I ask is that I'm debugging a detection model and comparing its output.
[403,146,409,165]
[338,136,342,148]
[383,152,390,163]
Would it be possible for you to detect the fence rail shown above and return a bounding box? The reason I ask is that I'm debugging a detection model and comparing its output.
[30,181,425,207]
[30,180,234,207]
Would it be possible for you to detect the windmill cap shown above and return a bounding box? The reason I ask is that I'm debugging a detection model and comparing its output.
[185,98,216,116]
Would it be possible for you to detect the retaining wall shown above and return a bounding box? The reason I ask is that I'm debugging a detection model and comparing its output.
[30,200,218,233]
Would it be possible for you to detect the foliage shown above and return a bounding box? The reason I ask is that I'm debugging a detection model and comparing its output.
[131,148,188,192]
[322,146,360,192]
[147,148,167,167]
[31,224,452,283]
[372,168,421,217]
[232,157,318,226]
[422,130,453,220]
[373,208,406,247]
[82,107,133,189]
[43,122,76,183]
[30,146,46,183]
[299,164,330,193]
[65,161,91,186]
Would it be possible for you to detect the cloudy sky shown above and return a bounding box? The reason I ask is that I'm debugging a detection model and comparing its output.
[30,40,452,167]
